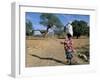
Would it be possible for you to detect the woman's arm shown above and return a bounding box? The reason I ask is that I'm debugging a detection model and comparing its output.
[60,40,67,44]
[60,41,64,44]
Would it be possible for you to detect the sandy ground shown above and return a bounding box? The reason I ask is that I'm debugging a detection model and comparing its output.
[26,37,89,67]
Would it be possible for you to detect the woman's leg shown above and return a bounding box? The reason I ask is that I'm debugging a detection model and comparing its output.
[67,52,73,65]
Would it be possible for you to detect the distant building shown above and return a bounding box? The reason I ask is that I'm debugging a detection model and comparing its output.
[33,25,57,37]
[34,30,42,36]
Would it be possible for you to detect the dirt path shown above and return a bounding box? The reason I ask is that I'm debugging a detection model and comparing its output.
[26,38,89,67]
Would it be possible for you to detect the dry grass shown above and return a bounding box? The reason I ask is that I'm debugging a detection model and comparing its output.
[26,37,89,67]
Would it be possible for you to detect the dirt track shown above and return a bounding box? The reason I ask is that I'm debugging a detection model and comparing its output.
[26,37,89,67]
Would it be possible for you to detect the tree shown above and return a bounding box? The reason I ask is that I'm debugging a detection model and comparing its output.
[40,13,64,37]
[40,13,64,30]
[26,19,33,36]
[71,20,89,39]
[85,26,89,37]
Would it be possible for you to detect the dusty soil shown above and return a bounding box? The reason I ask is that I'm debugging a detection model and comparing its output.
[26,37,89,67]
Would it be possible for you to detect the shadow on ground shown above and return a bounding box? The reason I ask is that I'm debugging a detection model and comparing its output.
[30,54,67,65]
[30,54,80,65]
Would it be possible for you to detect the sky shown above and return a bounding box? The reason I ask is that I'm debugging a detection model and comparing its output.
[25,12,90,30]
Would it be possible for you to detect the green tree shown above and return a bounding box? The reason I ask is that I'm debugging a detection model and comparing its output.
[85,26,89,37]
[40,13,64,37]
[26,19,33,36]
[40,13,64,30]
[71,20,89,39]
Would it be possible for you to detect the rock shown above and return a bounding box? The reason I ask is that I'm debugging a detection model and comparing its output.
[78,53,88,61]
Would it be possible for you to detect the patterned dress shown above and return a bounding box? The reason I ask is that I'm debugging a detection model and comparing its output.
[63,38,74,59]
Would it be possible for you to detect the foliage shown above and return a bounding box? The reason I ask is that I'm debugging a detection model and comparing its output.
[40,13,64,29]
[71,20,89,39]
[26,19,34,36]
[39,13,65,38]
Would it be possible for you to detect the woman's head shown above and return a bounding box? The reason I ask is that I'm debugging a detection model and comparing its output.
[67,33,72,38]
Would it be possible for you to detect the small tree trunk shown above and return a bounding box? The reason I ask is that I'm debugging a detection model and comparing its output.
[77,35,78,39]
